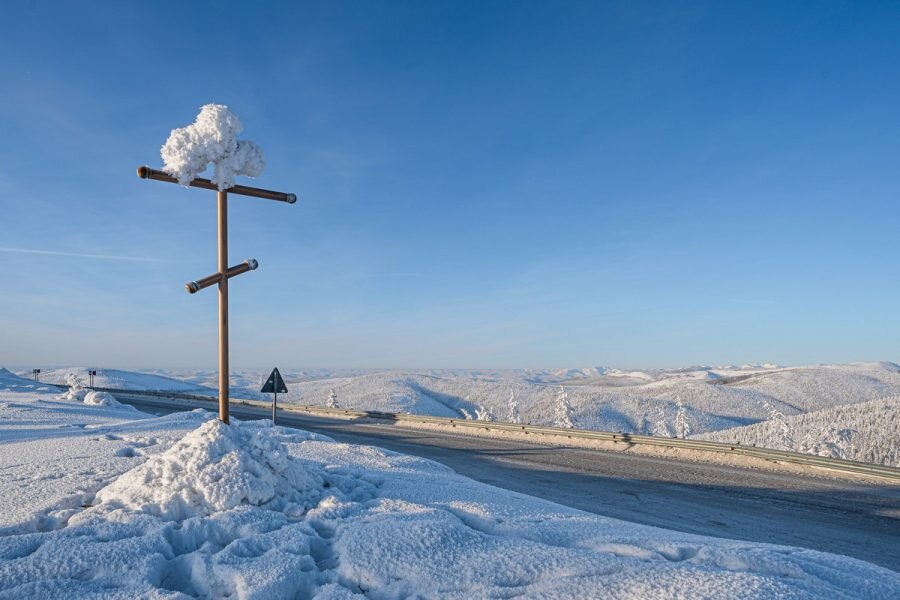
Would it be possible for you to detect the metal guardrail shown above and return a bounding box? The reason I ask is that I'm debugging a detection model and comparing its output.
[54,384,900,483]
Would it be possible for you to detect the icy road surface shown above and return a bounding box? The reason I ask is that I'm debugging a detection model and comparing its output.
[122,395,900,573]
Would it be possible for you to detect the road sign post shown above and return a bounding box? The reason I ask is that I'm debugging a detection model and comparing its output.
[261,367,288,425]
[137,166,295,424]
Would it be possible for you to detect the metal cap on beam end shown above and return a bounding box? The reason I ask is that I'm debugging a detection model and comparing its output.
[246,258,259,270]
[186,281,200,294]
[286,193,297,204]
[137,165,151,179]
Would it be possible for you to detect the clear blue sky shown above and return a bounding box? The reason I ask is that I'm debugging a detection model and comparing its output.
[1,1,898,369]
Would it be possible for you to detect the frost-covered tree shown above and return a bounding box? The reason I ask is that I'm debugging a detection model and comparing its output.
[62,372,88,402]
[653,404,671,438]
[475,405,494,422]
[878,432,899,466]
[66,372,85,390]
[761,399,794,451]
[828,428,856,460]
[674,396,690,439]
[799,427,856,460]
[554,386,575,429]
[460,408,474,420]
[326,389,338,409]
[507,389,521,424]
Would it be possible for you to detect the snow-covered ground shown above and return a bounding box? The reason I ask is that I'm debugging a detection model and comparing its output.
[19,362,900,466]
[2,369,898,597]
[30,367,208,393]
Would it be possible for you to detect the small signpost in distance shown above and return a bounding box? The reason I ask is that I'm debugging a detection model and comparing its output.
[261,367,288,425]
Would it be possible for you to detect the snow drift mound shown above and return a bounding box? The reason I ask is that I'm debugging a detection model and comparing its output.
[61,385,128,409]
[60,387,87,402]
[95,419,324,521]
[83,390,120,407]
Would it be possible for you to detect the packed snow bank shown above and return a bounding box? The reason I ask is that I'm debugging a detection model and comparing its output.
[161,103,265,190]
[1,385,898,598]
[83,390,120,407]
[97,419,324,520]
[55,374,127,408]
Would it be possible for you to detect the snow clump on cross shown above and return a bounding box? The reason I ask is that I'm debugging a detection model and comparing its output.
[160,104,265,191]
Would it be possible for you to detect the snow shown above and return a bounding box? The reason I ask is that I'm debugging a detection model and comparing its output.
[96,419,324,521]
[696,395,900,466]
[160,104,265,190]
[60,388,87,402]
[83,390,121,407]
[10,368,129,409]
[1,378,898,597]
[249,363,896,428]
[0,384,200,535]
[22,362,900,466]
[226,362,898,464]
[29,367,210,393]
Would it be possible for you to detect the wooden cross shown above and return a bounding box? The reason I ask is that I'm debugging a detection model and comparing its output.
[137,166,296,423]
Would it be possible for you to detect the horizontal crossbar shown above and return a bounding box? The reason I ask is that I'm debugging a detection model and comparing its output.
[137,166,296,204]
[186,259,258,294]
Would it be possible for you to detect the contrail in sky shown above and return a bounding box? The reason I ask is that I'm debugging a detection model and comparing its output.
[0,247,160,262]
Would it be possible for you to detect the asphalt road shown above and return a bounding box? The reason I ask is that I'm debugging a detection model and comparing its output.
[120,394,900,572]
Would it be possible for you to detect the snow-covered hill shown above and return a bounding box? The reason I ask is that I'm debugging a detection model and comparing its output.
[246,362,900,436]
[695,395,900,467]
[723,362,900,411]
[27,367,210,393]
[0,367,51,392]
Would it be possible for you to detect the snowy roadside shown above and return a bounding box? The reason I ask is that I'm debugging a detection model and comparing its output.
[1,373,898,598]
[372,417,900,484]
[179,396,898,485]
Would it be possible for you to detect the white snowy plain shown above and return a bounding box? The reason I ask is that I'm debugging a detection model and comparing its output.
[1,369,898,599]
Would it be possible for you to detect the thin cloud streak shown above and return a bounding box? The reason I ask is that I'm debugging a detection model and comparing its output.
[0,247,160,262]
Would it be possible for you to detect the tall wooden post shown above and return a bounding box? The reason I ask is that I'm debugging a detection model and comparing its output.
[217,190,230,424]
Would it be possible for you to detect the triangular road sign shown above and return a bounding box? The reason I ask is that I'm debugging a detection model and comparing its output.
[261,367,288,394]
